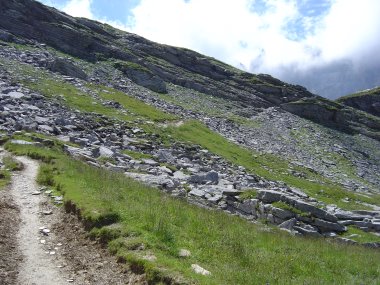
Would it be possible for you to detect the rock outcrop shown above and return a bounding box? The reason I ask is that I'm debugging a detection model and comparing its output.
[337,87,380,117]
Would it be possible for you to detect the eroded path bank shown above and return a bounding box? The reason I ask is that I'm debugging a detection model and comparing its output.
[0,151,145,285]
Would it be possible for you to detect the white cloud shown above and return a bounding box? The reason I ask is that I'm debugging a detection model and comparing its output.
[45,0,380,97]
[62,0,94,19]
[125,0,306,70]
[125,0,380,79]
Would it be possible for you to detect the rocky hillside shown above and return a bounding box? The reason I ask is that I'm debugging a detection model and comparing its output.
[2,0,380,140]
[337,86,380,117]
[1,0,380,283]
[0,0,380,253]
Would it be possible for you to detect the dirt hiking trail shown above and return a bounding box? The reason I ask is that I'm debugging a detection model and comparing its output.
[0,150,146,285]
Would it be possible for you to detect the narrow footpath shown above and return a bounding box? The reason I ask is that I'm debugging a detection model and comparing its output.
[0,151,145,285]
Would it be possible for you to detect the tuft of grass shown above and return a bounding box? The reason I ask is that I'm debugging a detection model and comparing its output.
[7,141,380,284]
[3,156,24,171]
[0,155,23,189]
[272,201,310,217]
[97,156,116,165]
[239,189,258,200]
[340,226,380,244]
[0,169,11,189]
[122,149,154,160]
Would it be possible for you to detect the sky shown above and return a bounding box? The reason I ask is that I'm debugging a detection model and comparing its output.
[37,0,380,98]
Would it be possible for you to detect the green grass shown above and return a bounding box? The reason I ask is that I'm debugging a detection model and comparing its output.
[272,201,310,217]
[0,169,10,189]
[161,120,380,211]
[1,57,175,123]
[5,140,380,284]
[122,149,154,160]
[25,77,133,121]
[337,86,380,101]
[341,226,380,243]
[89,85,177,122]
[0,154,24,189]
[2,156,24,171]
[239,189,258,200]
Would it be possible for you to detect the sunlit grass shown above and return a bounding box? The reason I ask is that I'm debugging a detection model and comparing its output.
[5,140,380,284]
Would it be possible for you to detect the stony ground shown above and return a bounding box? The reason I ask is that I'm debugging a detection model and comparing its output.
[0,151,146,285]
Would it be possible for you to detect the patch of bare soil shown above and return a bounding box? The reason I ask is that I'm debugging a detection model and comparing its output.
[0,186,22,285]
[49,207,147,285]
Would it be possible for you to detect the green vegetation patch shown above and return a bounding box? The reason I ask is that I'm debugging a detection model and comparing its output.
[272,201,310,217]
[341,226,380,244]
[6,139,380,284]
[3,155,23,171]
[239,189,258,200]
[25,77,133,121]
[0,169,10,189]
[337,86,380,101]
[88,85,177,122]
[122,149,154,160]
[1,57,176,123]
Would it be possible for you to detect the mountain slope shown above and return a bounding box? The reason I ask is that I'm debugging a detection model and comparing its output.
[337,86,380,117]
[1,0,380,141]
[1,0,380,283]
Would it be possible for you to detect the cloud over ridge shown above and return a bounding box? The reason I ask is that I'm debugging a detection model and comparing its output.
[40,0,380,98]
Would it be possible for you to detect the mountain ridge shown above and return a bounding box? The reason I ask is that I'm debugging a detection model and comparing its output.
[2,0,380,141]
[337,86,380,117]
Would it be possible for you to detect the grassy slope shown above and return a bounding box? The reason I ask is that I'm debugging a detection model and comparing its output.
[337,86,380,101]
[4,56,380,210]
[1,50,380,283]
[4,140,380,284]
[162,120,380,210]
[0,57,175,123]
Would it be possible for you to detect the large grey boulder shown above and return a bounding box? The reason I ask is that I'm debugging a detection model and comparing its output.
[189,171,219,185]
[257,190,337,222]
[294,225,321,237]
[278,218,297,231]
[91,146,111,158]
[257,190,283,203]
[312,219,346,233]
[114,61,167,93]
[236,199,258,215]
[285,199,337,223]
[272,207,295,220]
[47,58,88,80]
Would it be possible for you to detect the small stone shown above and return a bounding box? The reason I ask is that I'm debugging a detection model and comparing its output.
[31,191,41,195]
[179,249,191,258]
[142,254,157,261]
[191,264,211,276]
[43,210,53,215]
[41,228,50,235]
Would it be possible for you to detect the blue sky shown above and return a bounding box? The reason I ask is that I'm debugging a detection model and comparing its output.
[38,0,380,96]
